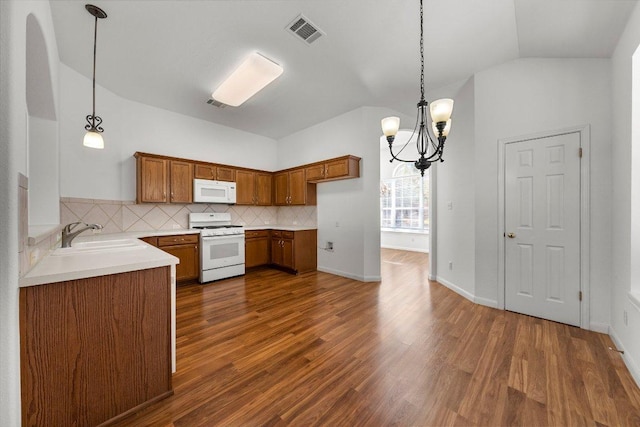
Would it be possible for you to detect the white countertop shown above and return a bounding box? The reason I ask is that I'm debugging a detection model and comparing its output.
[244,225,317,231]
[20,237,179,287]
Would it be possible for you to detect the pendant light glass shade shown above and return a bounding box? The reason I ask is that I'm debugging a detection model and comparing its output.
[381,116,400,138]
[432,119,451,138]
[429,98,454,123]
[83,130,104,149]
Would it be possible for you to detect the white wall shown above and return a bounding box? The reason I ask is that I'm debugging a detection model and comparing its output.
[28,116,59,225]
[436,76,476,300]
[1,1,61,425]
[611,0,640,385]
[58,64,279,201]
[473,58,612,328]
[278,107,411,281]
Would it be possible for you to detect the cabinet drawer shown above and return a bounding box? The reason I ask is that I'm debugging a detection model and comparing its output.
[245,230,269,239]
[271,230,282,238]
[157,234,199,247]
[282,231,295,239]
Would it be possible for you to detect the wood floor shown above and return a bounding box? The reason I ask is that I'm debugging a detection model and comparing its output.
[116,249,640,426]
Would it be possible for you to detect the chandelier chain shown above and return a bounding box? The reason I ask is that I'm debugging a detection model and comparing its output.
[420,0,424,100]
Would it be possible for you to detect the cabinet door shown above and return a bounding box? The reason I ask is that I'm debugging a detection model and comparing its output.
[194,164,216,180]
[325,158,350,179]
[139,157,168,203]
[216,166,236,182]
[255,173,273,206]
[235,170,256,205]
[245,237,270,268]
[305,164,325,181]
[281,239,295,269]
[288,169,306,205]
[273,172,289,205]
[170,160,193,203]
[162,244,199,282]
[271,238,283,266]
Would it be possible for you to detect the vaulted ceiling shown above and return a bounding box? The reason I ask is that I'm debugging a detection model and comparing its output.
[50,0,637,139]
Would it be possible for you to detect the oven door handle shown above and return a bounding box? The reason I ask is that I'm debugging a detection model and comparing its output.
[201,234,245,241]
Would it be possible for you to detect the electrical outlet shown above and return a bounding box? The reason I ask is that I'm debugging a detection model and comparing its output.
[92,227,102,234]
[624,310,628,326]
[447,201,453,211]
[449,261,453,270]
[327,241,333,251]
[335,221,340,227]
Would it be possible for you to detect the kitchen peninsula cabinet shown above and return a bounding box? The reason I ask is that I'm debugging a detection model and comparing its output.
[20,267,173,426]
[305,155,360,183]
[245,230,271,268]
[270,229,317,273]
[236,170,272,205]
[274,169,316,206]
[135,153,192,204]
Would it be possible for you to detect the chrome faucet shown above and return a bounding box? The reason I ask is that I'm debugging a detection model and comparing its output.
[61,222,103,248]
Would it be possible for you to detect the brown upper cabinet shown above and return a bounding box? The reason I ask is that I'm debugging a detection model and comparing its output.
[135,152,358,205]
[135,153,193,204]
[305,155,360,183]
[236,170,272,205]
[194,163,236,182]
[170,160,193,203]
[137,155,169,203]
[274,169,316,206]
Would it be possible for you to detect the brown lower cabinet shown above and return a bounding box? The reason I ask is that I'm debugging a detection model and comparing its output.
[142,234,199,283]
[20,267,173,426]
[247,229,317,273]
[245,230,271,268]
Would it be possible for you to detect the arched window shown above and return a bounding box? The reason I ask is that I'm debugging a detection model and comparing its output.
[380,164,429,231]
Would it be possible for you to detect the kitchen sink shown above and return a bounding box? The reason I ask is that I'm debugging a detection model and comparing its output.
[52,239,147,256]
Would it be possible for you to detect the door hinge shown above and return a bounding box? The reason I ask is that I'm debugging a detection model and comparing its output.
[579,148,583,158]
[579,291,583,301]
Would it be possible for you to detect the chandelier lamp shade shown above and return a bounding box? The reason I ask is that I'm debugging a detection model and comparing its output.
[381,0,454,176]
[83,4,107,149]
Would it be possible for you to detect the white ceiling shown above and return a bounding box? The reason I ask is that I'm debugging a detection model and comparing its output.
[50,0,637,140]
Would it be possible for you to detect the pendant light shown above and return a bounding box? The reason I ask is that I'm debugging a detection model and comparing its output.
[381,0,454,176]
[83,4,107,149]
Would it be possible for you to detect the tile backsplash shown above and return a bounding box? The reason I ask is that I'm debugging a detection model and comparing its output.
[60,198,317,234]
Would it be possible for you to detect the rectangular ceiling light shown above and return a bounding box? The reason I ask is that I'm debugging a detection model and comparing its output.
[212,52,283,107]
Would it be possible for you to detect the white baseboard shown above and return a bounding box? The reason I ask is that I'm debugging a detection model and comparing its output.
[436,276,475,303]
[589,321,609,334]
[381,244,429,254]
[474,296,499,309]
[608,325,640,388]
[317,266,380,282]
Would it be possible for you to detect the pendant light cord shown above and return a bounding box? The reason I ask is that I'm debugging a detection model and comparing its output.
[92,14,98,125]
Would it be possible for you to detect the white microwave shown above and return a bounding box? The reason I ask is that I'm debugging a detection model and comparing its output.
[193,179,236,204]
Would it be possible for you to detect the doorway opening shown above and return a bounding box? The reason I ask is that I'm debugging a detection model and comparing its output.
[379,131,432,271]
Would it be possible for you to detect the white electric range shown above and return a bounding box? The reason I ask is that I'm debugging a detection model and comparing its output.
[189,212,245,283]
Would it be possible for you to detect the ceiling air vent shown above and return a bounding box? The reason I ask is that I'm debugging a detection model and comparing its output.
[286,14,324,45]
[206,98,227,108]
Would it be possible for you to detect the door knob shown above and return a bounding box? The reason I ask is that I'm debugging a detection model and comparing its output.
[507,232,516,238]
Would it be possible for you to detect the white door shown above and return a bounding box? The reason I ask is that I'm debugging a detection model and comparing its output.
[504,132,581,326]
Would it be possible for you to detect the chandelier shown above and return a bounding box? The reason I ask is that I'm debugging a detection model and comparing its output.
[381,0,454,176]
[83,4,108,149]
